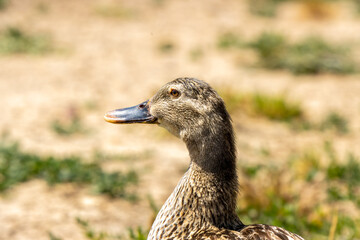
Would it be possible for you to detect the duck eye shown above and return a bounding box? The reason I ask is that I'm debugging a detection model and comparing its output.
[169,88,180,98]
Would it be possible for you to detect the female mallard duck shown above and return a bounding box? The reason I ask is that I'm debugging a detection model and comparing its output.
[104,78,304,240]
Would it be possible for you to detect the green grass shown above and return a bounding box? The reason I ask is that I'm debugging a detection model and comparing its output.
[353,0,360,14]
[286,36,356,74]
[219,90,247,113]
[247,0,291,17]
[128,227,147,240]
[290,150,322,182]
[291,111,349,134]
[76,218,120,240]
[326,154,360,184]
[241,164,264,178]
[0,27,53,55]
[252,94,302,121]
[39,139,359,240]
[48,232,63,240]
[326,154,360,204]
[51,117,86,136]
[0,138,138,199]
[238,164,331,238]
[94,5,135,19]
[221,89,351,134]
[49,217,148,240]
[158,41,175,53]
[247,0,360,18]
[248,32,287,69]
[189,47,204,61]
[322,143,360,237]
[247,32,357,74]
[151,0,167,7]
[218,31,357,75]
[238,145,360,239]
[247,0,349,18]
[319,112,348,134]
[51,106,89,136]
[0,0,9,10]
[221,90,303,122]
[36,2,49,14]
[217,32,243,49]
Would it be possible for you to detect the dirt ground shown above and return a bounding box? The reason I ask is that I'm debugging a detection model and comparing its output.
[0,0,360,239]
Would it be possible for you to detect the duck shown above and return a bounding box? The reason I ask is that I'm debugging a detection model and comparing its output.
[104,78,304,240]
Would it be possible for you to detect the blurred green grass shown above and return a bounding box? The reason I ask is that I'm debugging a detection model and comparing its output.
[247,0,289,17]
[49,218,148,240]
[51,106,88,136]
[189,47,204,62]
[0,0,9,10]
[249,32,357,74]
[217,32,244,49]
[0,1,358,240]
[0,138,138,200]
[220,90,303,121]
[51,117,86,136]
[247,0,360,17]
[221,89,350,134]
[218,31,357,75]
[0,27,53,55]
[319,112,348,134]
[252,94,302,121]
[94,4,136,19]
[238,142,360,239]
[157,40,176,54]
[46,141,360,240]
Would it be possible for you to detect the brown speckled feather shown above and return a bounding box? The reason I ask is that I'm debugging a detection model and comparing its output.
[148,163,304,240]
[236,224,304,240]
[194,224,303,240]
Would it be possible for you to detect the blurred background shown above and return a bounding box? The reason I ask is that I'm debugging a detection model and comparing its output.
[0,0,360,239]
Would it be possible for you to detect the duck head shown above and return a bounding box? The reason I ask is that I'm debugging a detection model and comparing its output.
[104,78,232,142]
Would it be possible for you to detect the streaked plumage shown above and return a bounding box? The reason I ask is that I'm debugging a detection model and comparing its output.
[105,78,305,240]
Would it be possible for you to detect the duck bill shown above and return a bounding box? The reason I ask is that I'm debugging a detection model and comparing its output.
[104,100,157,124]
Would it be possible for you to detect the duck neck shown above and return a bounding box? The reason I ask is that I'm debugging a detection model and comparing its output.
[148,120,243,239]
[185,126,237,181]
[184,122,240,218]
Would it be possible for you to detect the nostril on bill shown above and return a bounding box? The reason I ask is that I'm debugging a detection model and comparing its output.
[138,101,148,109]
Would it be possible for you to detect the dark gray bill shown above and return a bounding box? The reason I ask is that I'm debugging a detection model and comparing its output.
[104,100,157,124]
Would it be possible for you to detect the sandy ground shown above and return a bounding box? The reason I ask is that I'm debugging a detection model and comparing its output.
[0,0,360,239]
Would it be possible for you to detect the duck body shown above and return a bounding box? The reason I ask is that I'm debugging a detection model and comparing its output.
[105,78,304,240]
[148,165,303,240]
[148,164,242,239]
